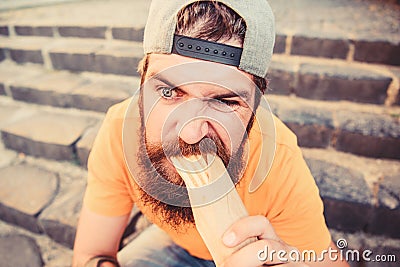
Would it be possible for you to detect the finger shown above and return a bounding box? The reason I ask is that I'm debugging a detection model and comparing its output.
[223,215,279,247]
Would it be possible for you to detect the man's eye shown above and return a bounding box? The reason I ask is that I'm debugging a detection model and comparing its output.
[159,87,177,99]
[220,99,240,107]
[208,98,242,113]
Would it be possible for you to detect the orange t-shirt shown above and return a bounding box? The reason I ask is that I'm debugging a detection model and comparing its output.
[83,96,331,260]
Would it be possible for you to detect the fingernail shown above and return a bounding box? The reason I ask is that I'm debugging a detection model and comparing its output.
[223,232,236,246]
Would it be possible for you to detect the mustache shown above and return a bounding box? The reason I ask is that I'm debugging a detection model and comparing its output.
[145,135,230,166]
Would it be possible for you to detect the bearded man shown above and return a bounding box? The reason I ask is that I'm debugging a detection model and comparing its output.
[72,1,349,267]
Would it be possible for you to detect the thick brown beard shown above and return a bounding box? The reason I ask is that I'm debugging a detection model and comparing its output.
[136,131,246,230]
[134,93,254,230]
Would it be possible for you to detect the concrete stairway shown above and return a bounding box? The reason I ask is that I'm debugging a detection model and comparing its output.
[0,0,399,266]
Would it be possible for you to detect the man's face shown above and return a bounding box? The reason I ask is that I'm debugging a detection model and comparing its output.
[135,53,258,227]
[142,53,256,159]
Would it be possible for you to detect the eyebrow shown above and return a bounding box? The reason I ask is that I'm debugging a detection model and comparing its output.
[213,91,250,100]
[148,72,176,89]
[148,72,251,100]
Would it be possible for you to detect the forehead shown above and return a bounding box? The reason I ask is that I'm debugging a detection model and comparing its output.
[145,54,255,93]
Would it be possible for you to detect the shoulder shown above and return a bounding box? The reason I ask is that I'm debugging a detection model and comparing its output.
[89,96,139,166]
[253,96,300,157]
[95,97,139,143]
[104,97,136,123]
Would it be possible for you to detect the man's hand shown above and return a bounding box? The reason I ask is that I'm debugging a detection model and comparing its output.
[221,215,308,267]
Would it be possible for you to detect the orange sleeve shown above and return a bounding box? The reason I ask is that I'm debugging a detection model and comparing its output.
[266,144,331,254]
[83,104,134,216]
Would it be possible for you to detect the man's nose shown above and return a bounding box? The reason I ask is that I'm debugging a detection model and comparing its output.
[172,98,211,144]
[178,118,209,144]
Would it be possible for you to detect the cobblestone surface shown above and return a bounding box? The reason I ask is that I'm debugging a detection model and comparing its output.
[0,234,44,267]
[0,220,73,267]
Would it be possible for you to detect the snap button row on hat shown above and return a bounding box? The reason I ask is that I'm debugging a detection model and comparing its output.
[178,41,235,58]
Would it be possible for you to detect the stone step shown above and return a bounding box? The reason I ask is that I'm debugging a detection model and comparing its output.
[0,35,47,65]
[0,0,398,67]
[268,95,400,160]
[0,36,144,76]
[302,148,400,239]
[0,60,140,112]
[0,96,103,163]
[269,55,399,106]
[0,23,144,43]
